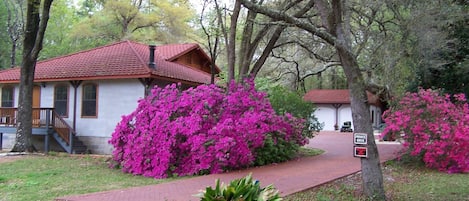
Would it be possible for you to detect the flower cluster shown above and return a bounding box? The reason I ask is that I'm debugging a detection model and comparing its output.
[382,89,469,173]
[109,80,308,178]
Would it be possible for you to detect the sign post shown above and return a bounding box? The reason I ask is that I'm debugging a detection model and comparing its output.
[353,133,368,158]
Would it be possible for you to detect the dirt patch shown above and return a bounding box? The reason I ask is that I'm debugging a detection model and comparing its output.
[0,153,40,164]
[0,155,26,164]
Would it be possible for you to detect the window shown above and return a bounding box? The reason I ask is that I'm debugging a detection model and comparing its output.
[82,84,97,117]
[1,86,14,107]
[54,85,69,117]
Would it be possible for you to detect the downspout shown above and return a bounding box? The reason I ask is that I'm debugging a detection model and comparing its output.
[70,80,82,130]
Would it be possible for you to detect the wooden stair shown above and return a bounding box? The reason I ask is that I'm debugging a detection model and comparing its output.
[52,132,89,154]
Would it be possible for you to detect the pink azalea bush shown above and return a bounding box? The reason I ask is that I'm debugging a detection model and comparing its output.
[382,88,469,173]
[109,80,308,178]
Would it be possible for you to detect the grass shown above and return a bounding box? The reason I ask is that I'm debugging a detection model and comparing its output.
[2,150,467,201]
[0,148,324,201]
[298,147,325,157]
[0,153,175,201]
[284,160,469,201]
[0,148,323,201]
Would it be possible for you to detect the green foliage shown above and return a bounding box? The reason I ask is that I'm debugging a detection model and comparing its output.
[250,81,323,166]
[71,0,196,44]
[40,0,87,59]
[268,86,311,118]
[197,174,282,201]
[263,85,323,134]
[254,135,299,166]
[416,15,469,96]
[0,0,23,68]
[404,1,469,97]
[0,3,10,68]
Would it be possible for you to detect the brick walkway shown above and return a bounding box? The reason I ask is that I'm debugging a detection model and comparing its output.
[56,131,402,201]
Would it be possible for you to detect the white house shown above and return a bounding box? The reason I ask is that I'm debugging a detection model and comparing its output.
[0,40,220,154]
[303,89,383,131]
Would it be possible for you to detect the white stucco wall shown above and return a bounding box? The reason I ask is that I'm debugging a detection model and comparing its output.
[313,104,336,131]
[74,79,144,137]
[0,80,144,151]
[40,84,54,108]
[338,105,353,128]
[313,103,383,131]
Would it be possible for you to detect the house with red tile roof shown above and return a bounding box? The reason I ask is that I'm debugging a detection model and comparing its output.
[0,40,220,154]
[303,89,382,131]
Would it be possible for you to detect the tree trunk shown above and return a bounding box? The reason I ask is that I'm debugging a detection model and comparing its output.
[12,58,35,152]
[331,0,385,199]
[10,42,17,68]
[11,0,53,153]
[226,0,241,81]
[337,46,385,200]
[238,0,386,199]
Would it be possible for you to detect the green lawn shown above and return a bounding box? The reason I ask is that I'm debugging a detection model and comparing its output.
[1,151,467,201]
[0,154,172,201]
[285,160,469,201]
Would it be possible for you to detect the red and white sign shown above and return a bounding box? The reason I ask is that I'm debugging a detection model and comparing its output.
[354,146,368,158]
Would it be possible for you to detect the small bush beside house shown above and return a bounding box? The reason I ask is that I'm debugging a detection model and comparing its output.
[382,88,469,173]
[109,80,310,178]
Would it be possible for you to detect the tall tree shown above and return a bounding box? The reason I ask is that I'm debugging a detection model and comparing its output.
[239,0,386,199]
[71,0,195,44]
[1,0,25,68]
[40,0,82,59]
[199,0,223,84]
[12,0,54,152]
[197,0,340,90]
[406,0,469,96]
[0,3,10,68]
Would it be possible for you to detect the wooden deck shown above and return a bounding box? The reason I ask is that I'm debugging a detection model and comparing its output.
[0,108,53,134]
[0,108,86,153]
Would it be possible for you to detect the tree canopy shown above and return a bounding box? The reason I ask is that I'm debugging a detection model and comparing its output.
[0,0,466,97]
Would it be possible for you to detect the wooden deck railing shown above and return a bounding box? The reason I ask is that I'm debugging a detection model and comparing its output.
[51,110,75,145]
[0,107,55,127]
[0,107,75,144]
[0,108,17,126]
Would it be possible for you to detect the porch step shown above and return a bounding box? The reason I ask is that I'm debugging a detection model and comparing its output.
[71,136,89,154]
[52,133,89,154]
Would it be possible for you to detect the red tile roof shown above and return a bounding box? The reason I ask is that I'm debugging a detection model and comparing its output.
[303,89,380,106]
[0,40,220,85]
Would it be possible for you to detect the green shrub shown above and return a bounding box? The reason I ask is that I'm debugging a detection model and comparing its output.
[264,85,323,135]
[254,134,299,166]
[251,83,323,166]
[196,174,282,201]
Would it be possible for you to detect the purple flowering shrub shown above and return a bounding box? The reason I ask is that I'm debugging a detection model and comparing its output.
[382,89,469,173]
[109,80,308,178]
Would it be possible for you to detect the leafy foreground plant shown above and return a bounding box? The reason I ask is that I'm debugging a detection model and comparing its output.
[109,79,310,178]
[382,88,469,173]
[196,174,282,201]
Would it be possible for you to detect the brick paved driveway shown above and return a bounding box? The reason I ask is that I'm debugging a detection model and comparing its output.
[56,131,402,201]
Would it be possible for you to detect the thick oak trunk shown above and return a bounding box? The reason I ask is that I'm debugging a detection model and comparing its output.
[11,0,53,153]
[238,0,386,199]
[331,0,385,199]
[337,46,385,200]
